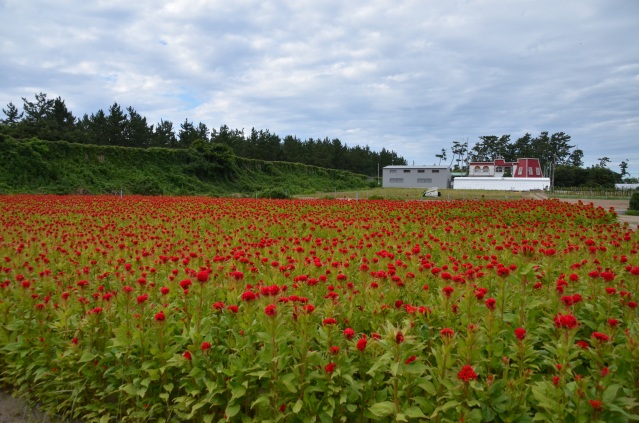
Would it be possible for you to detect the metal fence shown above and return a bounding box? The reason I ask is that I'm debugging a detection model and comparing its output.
[552,187,637,197]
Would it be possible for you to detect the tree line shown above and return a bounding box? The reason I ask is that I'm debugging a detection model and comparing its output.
[0,93,406,176]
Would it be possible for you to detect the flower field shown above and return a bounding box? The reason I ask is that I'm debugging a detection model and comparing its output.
[1,195,638,422]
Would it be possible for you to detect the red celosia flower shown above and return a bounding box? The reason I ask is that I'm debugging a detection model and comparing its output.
[179,279,192,290]
[323,318,337,326]
[560,295,573,307]
[264,304,277,317]
[154,311,165,321]
[554,313,579,329]
[440,328,454,338]
[457,365,478,382]
[515,328,526,341]
[183,351,192,361]
[212,301,225,310]
[343,328,355,340]
[357,338,367,352]
[405,355,416,364]
[227,305,239,313]
[241,291,257,302]
[303,304,315,314]
[485,297,496,310]
[576,340,589,349]
[442,286,454,297]
[395,331,404,344]
[136,294,148,304]
[325,362,336,374]
[607,318,619,328]
[201,341,211,351]
[589,399,603,410]
[196,270,210,283]
[329,346,340,355]
[160,286,170,295]
[71,337,79,345]
[553,376,560,386]
[591,332,609,342]
[474,287,487,300]
[601,367,609,377]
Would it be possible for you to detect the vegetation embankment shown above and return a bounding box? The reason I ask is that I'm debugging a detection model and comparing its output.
[0,136,370,196]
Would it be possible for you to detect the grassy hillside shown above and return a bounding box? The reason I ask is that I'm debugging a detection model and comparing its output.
[0,136,370,196]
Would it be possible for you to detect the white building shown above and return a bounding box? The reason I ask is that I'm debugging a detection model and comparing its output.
[382,165,451,189]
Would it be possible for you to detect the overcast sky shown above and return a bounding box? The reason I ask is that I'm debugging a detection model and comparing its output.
[1,0,638,176]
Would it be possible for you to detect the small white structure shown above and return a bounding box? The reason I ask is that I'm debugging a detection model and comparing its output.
[615,183,639,190]
[454,157,549,191]
[453,177,550,191]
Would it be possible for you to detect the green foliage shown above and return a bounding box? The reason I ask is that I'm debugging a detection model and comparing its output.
[554,165,622,188]
[0,136,368,196]
[257,188,291,199]
[630,192,639,211]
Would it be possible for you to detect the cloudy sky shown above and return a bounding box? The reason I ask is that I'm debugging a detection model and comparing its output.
[1,0,638,176]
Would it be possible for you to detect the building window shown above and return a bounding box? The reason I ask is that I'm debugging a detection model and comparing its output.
[482,166,490,173]
[403,169,411,173]
[518,167,523,175]
[474,166,481,173]
[536,167,541,175]
[432,169,439,173]
[389,169,397,173]
[528,167,533,175]
[417,169,425,173]
[417,178,432,183]
[496,166,503,172]
[389,178,404,183]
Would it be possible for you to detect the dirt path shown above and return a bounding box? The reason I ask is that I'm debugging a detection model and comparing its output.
[0,391,51,423]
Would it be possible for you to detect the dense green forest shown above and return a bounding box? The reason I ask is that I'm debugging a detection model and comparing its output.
[0,93,406,177]
[0,136,370,196]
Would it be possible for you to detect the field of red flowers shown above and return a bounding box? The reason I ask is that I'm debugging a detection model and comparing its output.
[1,195,638,422]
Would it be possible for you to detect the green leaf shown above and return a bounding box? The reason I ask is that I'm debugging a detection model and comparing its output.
[369,401,395,417]
[466,408,483,423]
[225,402,241,418]
[231,384,246,400]
[418,381,436,395]
[404,406,427,418]
[404,362,427,375]
[396,413,408,422]
[121,384,136,396]
[293,399,303,413]
[603,384,620,404]
[79,351,95,363]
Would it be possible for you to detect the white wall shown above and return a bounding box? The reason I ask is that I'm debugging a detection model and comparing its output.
[453,177,550,191]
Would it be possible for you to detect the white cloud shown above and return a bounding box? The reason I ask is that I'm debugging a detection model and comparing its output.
[1,0,638,175]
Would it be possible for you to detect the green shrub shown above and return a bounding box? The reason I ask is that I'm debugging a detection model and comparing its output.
[630,192,639,211]
[257,188,290,199]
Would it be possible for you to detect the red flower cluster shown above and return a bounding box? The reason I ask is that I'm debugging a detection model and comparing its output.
[264,304,277,317]
[440,328,454,338]
[457,365,478,382]
[514,327,526,341]
[591,332,610,342]
[554,313,579,329]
